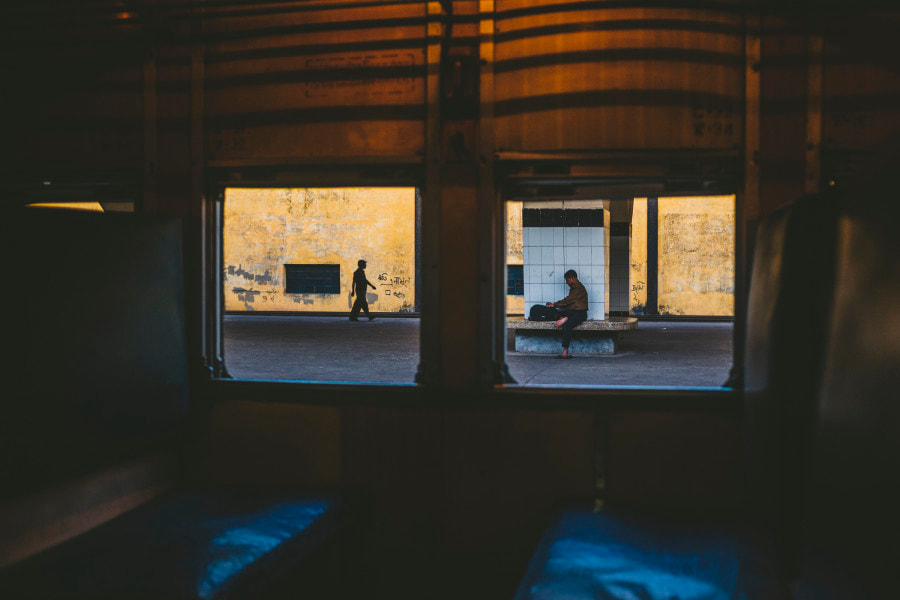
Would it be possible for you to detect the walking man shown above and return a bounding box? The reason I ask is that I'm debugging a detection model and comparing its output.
[350,259,377,321]
[546,269,588,358]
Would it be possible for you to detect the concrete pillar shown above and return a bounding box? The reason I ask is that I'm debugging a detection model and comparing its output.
[609,199,633,317]
[609,222,632,316]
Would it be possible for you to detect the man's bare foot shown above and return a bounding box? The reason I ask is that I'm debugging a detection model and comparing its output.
[554,317,568,327]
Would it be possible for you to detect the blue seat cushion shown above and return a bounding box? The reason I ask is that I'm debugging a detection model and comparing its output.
[514,510,786,600]
[2,491,346,599]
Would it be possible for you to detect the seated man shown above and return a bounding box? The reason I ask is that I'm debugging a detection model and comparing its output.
[546,269,588,358]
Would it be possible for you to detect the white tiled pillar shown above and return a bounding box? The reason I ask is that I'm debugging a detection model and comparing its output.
[522,206,609,320]
[523,225,566,313]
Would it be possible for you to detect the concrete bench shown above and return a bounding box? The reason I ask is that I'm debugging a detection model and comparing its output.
[507,317,638,354]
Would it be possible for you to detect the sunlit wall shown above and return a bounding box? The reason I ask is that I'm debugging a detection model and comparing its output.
[223,188,416,313]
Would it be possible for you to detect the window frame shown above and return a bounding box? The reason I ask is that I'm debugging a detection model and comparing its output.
[492,165,744,395]
[199,164,744,402]
[201,166,425,385]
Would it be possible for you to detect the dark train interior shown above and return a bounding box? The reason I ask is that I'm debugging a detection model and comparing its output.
[2,2,898,599]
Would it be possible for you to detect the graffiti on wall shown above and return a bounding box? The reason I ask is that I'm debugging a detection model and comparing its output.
[630,279,646,314]
[377,272,413,309]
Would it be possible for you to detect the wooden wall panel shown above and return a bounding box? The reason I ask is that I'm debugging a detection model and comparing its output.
[440,409,595,598]
[340,404,446,593]
[202,1,428,162]
[759,23,808,216]
[157,42,193,216]
[3,40,144,169]
[821,15,900,190]
[822,18,900,152]
[493,1,745,153]
[193,399,342,489]
[605,410,741,518]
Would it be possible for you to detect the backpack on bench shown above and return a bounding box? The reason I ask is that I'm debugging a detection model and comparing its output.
[528,304,558,321]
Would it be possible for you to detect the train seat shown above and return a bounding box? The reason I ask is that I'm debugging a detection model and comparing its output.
[1,491,350,599]
[795,168,900,599]
[1,208,357,599]
[514,191,842,599]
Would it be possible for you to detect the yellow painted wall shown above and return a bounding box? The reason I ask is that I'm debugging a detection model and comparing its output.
[631,196,737,316]
[223,187,416,313]
[506,200,524,315]
[657,196,734,316]
[630,198,649,314]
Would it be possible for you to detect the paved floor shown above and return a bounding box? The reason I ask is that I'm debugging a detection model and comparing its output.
[224,315,733,387]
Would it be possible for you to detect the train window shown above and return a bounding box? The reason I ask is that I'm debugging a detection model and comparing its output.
[221,187,419,384]
[504,196,735,387]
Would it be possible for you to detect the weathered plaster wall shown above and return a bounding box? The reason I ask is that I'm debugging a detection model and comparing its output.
[629,196,734,316]
[657,196,734,316]
[223,187,416,313]
[630,198,649,314]
[506,200,524,315]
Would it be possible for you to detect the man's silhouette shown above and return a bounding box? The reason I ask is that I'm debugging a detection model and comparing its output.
[350,259,377,321]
